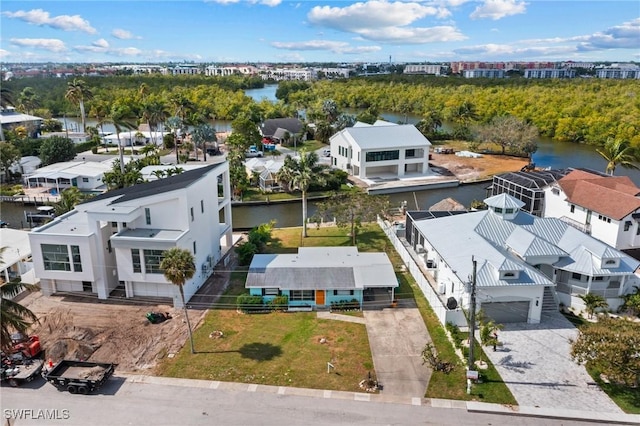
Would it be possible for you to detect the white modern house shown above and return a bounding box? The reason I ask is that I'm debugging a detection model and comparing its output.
[404,193,639,325]
[329,121,431,181]
[28,163,233,307]
[543,169,640,251]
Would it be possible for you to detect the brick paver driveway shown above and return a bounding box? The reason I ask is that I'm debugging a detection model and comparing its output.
[482,312,622,413]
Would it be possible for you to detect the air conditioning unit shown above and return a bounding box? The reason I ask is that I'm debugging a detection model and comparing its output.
[416,244,425,254]
[438,283,446,295]
[426,259,436,269]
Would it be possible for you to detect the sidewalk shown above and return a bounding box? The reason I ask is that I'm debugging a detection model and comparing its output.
[121,374,640,425]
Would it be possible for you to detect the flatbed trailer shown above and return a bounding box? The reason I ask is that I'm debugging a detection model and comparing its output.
[43,360,116,394]
[1,358,44,387]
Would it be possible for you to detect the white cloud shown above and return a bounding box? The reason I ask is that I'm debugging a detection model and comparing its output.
[308,1,441,31]
[93,39,110,48]
[271,39,381,54]
[2,9,96,34]
[10,38,66,52]
[577,18,640,51]
[307,1,463,44]
[470,0,527,20]
[0,49,10,58]
[111,47,143,56]
[111,29,140,40]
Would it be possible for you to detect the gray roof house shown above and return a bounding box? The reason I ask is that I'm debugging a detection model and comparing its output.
[245,247,398,309]
[405,193,639,324]
[260,118,304,142]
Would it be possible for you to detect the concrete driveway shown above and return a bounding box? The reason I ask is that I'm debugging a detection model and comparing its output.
[363,307,432,397]
[482,312,622,414]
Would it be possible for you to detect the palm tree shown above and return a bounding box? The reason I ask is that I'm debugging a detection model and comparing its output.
[17,87,39,115]
[1,246,40,352]
[160,247,196,354]
[285,149,323,238]
[579,293,609,319]
[107,106,136,174]
[1,87,15,142]
[166,116,184,164]
[54,187,85,215]
[65,78,93,133]
[141,100,168,148]
[191,123,216,161]
[596,138,639,175]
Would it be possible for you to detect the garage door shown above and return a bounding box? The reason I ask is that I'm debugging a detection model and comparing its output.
[132,282,173,298]
[482,301,530,323]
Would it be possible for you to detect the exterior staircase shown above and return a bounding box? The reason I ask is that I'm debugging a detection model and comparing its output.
[542,286,558,312]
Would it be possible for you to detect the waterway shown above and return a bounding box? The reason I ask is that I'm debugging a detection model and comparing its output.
[5,84,636,230]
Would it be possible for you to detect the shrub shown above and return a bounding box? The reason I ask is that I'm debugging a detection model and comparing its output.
[236,241,257,266]
[446,322,463,348]
[330,298,360,311]
[268,295,289,311]
[75,141,96,153]
[236,294,264,313]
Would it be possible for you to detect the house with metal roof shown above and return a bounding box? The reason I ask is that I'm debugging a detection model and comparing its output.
[329,121,431,181]
[28,163,233,307]
[543,169,640,251]
[25,160,112,192]
[406,193,639,324]
[245,247,398,309]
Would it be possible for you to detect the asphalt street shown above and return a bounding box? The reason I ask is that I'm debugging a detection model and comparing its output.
[1,375,595,426]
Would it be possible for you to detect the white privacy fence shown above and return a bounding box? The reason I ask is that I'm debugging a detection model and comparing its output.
[378,217,467,327]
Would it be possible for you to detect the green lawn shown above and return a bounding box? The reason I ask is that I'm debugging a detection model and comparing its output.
[158,223,515,402]
[156,310,374,391]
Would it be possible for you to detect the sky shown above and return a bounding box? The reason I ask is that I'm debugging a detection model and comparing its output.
[1,1,638,64]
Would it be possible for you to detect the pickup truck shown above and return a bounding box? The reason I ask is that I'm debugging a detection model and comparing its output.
[246,147,263,158]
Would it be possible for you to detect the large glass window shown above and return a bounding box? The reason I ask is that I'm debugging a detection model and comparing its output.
[71,245,82,272]
[143,249,164,274]
[145,208,151,225]
[365,150,399,162]
[131,249,141,273]
[42,244,71,271]
[289,290,314,301]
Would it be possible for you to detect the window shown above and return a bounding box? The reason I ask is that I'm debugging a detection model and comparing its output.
[494,207,503,213]
[200,200,204,213]
[333,290,354,296]
[624,221,632,231]
[42,244,71,271]
[82,177,89,183]
[604,259,616,265]
[570,204,575,213]
[190,207,194,222]
[263,288,280,296]
[365,150,400,162]
[405,149,416,158]
[71,245,82,272]
[193,241,197,254]
[503,272,515,278]
[571,272,582,280]
[145,208,151,225]
[289,290,314,301]
[593,276,604,281]
[551,188,559,195]
[131,249,141,273]
[143,249,164,274]
[505,208,514,214]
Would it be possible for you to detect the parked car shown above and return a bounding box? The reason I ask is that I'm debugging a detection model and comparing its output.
[323,149,331,157]
[246,147,263,158]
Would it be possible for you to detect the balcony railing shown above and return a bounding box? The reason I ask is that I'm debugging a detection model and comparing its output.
[559,216,591,234]
[556,282,621,299]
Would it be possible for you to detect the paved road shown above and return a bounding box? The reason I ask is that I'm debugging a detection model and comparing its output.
[2,375,592,426]
[364,307,432,397]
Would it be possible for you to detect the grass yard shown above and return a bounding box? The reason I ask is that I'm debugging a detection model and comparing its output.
[156,310,373,392]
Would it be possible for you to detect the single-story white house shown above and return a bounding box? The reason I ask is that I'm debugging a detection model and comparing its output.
[40,132,90,144]
[104,130,168,147]
[25,160,112,192]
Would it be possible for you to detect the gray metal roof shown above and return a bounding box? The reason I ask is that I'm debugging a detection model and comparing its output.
[246,247,398,290]
[412,193,639,286]
[330,123,431,151]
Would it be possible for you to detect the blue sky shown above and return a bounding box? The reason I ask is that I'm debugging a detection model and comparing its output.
[1,1,638,63]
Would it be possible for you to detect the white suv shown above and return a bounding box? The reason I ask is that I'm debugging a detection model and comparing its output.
[322,149,331,157]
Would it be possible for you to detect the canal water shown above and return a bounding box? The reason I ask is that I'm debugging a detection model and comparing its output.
[5,85,636,230]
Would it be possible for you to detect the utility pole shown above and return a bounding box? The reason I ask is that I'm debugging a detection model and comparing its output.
[468,256,477,369]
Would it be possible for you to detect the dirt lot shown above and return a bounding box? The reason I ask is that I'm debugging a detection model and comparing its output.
[430,143,529,182]
[21,292,204,373]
